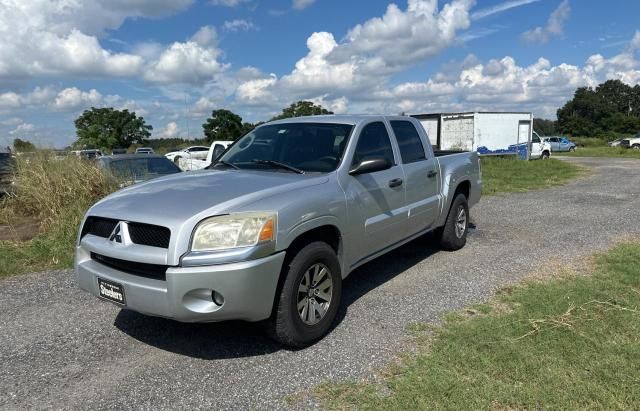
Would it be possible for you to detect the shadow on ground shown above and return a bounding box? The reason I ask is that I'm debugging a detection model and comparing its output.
[114,234,441,360]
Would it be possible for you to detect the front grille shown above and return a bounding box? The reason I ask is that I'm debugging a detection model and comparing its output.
[81,216,171,248]
[128,223,171,248]
[91,252,167,281]
[82,216,118,238]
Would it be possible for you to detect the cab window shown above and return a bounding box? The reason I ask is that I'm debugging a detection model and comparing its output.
[390,120,426,163]
[352,122,395,166]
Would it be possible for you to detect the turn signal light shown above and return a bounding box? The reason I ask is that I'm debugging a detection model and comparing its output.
[259,218,274,242]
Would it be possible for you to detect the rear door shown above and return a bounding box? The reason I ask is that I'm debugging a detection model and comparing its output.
[344,121,407,262]
[389,119,440,234]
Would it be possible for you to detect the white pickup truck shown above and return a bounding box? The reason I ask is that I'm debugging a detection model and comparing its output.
[178,140,233,171]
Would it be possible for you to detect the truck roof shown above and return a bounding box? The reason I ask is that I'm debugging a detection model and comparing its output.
[266,114,413,126]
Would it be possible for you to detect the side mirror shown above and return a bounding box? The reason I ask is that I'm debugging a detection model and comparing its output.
[349,157,392,175]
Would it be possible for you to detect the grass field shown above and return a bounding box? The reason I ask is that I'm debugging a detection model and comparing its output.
[316,242,640,410]
[481,157,584,196]
[0,153,116,277]
[561,146,640,159]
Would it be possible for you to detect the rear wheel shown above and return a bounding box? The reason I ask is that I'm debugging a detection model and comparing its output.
[268,242,342,347]
[438,193,469,251]
[541,151,550,159]
[569,146,576,152]
[633,144,640,150]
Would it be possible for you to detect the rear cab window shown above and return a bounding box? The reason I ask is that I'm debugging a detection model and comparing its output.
[389,120,427,163]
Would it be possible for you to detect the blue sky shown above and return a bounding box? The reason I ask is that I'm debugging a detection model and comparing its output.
[1,0,639,148]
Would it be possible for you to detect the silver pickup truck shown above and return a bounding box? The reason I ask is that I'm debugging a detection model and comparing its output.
[76,115,482,346]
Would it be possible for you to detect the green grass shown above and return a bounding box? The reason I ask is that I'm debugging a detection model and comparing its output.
[316,242,640,410]
[561,146,640,158]
[481,157,584,196]
[0,152,116,277]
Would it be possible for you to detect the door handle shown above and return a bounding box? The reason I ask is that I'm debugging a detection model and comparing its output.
[427,170,438,178]
[388,178,403,188]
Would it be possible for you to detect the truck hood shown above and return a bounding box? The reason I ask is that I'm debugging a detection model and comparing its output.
[88,169,328,227]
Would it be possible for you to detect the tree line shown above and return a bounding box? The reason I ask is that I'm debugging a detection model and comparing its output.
[533,79,640,139]
[71,100,332,151]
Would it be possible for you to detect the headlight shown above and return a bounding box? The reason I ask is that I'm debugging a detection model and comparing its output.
[191,212,276,252]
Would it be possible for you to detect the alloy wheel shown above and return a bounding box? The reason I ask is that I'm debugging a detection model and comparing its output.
[297,263,333,325]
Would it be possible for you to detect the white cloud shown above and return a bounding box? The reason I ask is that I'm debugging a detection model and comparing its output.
[9,122,35,136]
[156,121,180,138]
[0,87,56,110]
[471,0,540,20]
[328,0,475,73]
[223,19,257,32]
[0,117,22,126]
[522,0,571,44]
[234,0,475,109]
[0,0,194,80]
[208,0,251,6]
[293,0,316,10]
[144,27,229,84]
[53,88,104,111]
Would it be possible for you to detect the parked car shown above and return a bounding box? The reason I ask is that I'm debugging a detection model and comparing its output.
[608,138,624,147]
[165,146,210,164]
[542,136,576,152]
[135,147,154,154]
[76,149,103,160]
[97,154,181,186]
[76,115,482,347]
[620,134,640,149]
[0,150,15,196]
[178,140,234,171]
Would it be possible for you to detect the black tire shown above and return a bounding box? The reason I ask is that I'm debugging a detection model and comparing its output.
[569,146,576,152]
[173,155,182,164]
[633,144,640,150]
[541,151,550,159]
[438,193,469,251]
[268,242,342,347]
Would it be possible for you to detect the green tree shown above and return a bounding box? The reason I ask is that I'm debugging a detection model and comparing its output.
[533,118,557,136]
[557,80,640,138]
[270,101,333,121]
[202,109,244,141]
[74,107,152,149]
[13,138,36,152]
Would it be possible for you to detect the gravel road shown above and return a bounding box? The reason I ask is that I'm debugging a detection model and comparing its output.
[1,157,638,410]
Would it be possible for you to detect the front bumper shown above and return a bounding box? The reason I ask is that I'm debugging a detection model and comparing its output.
[75,246,286,322]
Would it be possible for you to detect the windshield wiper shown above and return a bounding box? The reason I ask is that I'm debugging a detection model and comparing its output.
[252,159,305,174]
[208,160,239,170]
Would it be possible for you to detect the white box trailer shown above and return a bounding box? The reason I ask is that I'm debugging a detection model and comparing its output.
[411,112,534,159]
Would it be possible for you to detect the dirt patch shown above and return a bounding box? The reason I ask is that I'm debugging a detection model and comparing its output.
[0,220,40,241]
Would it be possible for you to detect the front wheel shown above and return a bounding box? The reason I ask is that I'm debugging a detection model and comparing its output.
[268,242,342,347]
[438,193,469,251]
[541,151,550,160]
[569,146,576,152]
[632,144,640,150]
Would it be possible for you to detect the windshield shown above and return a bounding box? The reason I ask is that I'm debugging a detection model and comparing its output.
[218,122,354,173]
[108,157,180,181]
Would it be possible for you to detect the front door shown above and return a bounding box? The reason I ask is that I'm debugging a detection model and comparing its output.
[343,121,407,264]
